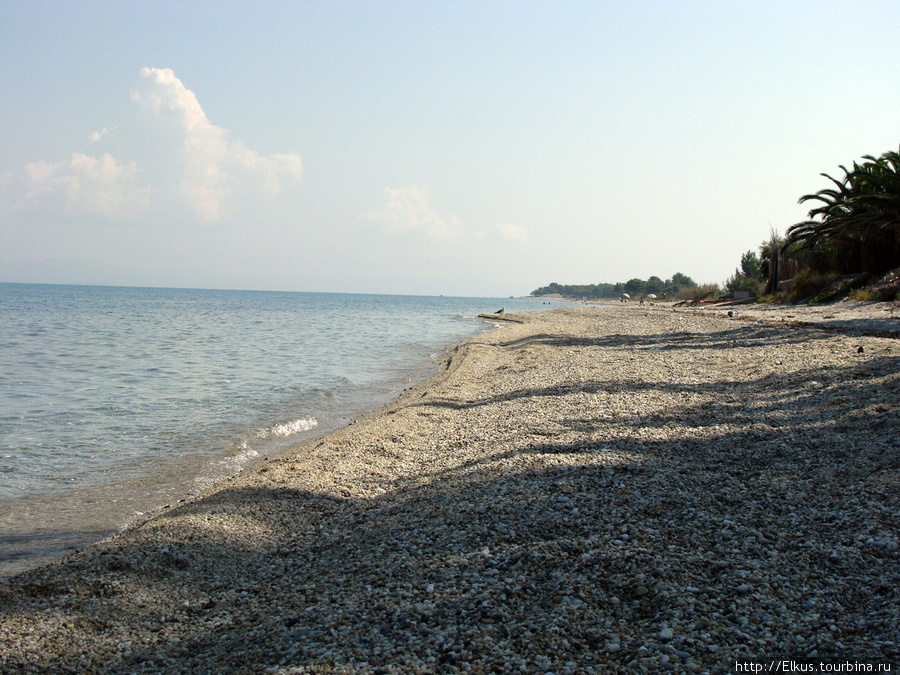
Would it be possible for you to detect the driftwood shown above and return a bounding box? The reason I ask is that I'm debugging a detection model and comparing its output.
[477,312,522,323]
[715,297,759,307]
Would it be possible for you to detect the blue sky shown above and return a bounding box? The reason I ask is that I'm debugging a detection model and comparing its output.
[2,1,899,297]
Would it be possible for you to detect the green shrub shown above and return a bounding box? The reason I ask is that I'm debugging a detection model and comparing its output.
[810,274,872,303]
[848,288,879,301]
[846,274,872,291]
[788,269,832,303]
[676,283,721,301]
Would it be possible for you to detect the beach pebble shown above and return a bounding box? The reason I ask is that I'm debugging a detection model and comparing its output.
[2,304,898,672]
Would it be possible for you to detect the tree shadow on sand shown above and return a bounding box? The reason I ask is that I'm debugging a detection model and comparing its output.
[2,331,899,673]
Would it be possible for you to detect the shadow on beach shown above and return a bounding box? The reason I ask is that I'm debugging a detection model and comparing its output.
[2,319,898,673]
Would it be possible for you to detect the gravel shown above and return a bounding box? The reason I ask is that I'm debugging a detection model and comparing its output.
[1,304,898,673]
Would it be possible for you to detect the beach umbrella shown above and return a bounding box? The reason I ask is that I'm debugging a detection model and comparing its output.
[622,293,631,299]
[647,294,657,299]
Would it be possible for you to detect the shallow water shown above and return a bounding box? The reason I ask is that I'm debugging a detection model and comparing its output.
[0,283,563,578]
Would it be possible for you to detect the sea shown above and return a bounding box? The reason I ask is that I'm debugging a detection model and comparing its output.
[0,283,567,579]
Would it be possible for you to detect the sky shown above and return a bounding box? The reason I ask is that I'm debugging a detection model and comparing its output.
[2,1,899,298]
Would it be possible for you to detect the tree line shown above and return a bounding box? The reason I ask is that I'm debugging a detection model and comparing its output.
[534,144,900,304]
[725,145,900,301]
[532,273,697,300]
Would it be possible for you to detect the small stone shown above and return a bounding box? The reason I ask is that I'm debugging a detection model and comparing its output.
[5,304,899,673]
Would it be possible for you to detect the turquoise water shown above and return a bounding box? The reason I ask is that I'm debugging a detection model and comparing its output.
[0,284,561,577]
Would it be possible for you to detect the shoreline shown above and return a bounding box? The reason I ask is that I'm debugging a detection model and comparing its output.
[2,304,898,672]
[0,311,512,581]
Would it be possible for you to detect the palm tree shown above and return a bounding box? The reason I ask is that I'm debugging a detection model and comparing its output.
[850,150,900,228]
[785,147,900,274]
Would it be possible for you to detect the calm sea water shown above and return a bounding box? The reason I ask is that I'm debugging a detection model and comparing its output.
[0,283,564,578]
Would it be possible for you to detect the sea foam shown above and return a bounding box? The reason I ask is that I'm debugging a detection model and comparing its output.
[259,417,319,439]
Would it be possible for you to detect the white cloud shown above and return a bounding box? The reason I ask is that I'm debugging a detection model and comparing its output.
[22,153,151,216]
[11,67,303,223]
[366,184,459,239]
[131,67,208,132]
[130,67,303,221]
[494,222,528,243]
[89,128,110,143]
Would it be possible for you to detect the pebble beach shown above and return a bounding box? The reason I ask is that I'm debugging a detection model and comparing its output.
[1,302,899,673]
